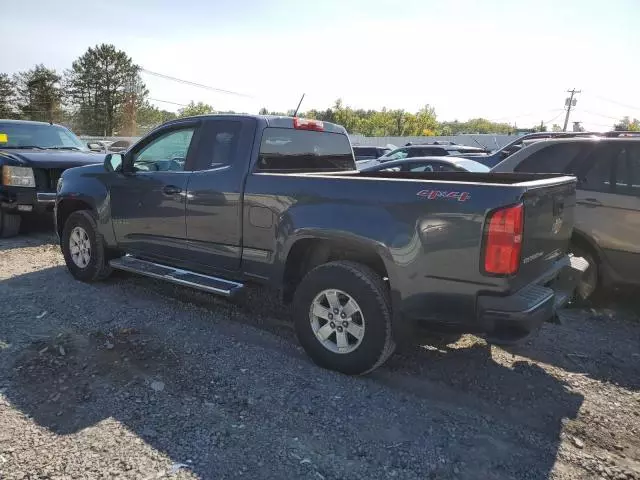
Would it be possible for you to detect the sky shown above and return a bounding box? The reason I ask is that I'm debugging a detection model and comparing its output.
[2,0,639,131]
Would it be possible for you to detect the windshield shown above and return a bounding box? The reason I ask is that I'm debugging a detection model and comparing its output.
[0,122,86,150]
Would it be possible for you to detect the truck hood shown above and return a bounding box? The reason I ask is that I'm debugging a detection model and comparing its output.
[0,149,105,168]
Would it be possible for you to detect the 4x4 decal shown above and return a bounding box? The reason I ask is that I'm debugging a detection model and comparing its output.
[416,190,470,202]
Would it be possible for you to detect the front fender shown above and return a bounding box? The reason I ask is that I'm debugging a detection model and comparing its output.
[56,166,115,247]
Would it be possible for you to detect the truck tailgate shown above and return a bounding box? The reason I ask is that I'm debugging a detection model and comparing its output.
[512,178,577,291]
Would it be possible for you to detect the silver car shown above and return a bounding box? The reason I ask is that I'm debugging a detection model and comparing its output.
[491,136,640,300]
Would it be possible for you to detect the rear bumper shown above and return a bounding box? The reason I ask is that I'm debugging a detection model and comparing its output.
[0,186,56,214]
[477,255,589,336]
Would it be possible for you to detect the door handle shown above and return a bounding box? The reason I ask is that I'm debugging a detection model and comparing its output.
[579,197,602,207]
[163,185,182,195]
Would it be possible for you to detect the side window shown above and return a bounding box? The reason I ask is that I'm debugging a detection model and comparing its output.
[577,144,622,193]
[363,148,377,158]
[409,162,457,172]
[412,147,447,156]
[581,144,640,196]
[387,149,409,160]
[619,144,640,196]
[133,128,195,172]
[514,143,585,173]
[409,163,434,172]
[205,121,241,169]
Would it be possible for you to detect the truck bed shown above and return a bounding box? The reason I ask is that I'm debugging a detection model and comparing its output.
[333,170,576,186]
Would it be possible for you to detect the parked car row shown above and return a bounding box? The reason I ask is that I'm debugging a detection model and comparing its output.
[2,116,634,376]
[354,131,640,302]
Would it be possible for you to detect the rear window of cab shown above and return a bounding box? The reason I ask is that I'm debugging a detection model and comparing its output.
[257,127,355,173]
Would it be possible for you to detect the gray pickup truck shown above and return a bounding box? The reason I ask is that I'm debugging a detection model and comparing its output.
[55,115,587,374]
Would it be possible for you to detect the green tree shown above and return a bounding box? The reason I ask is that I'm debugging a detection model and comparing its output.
[534,121,548,132]
[0,73,17,118]
[178,101,215,117]
[439,118,511,135]
[14,65,62,123]
[551,124,562,132]
[614,116,640,131]
[412,104,439,135]
[65,44,146,135]
[135,101,177,134]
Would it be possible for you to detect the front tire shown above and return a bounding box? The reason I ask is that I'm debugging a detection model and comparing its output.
[293,261,395,375]
[61,210,112,282]
[0,210,21,238]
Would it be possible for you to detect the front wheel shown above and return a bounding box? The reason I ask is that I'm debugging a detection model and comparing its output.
[293,261,395,375]
[61,210,112,282]
[0,210,21,238]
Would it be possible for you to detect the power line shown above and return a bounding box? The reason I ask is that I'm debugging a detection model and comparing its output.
[543,111,565,125]
[578,109,619,121]
[141,68,253,98]
[148,98,189,107]
[488,109,563,123]
[592,94,640,113]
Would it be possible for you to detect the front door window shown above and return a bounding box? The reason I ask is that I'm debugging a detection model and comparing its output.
[133,128,195,172]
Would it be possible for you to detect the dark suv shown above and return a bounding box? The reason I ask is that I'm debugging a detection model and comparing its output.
[492,135,640,300]
[0,120,103,237]
[378,143,488,161]
[352,145,391,161]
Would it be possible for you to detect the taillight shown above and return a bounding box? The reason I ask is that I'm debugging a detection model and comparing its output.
[483,203,524,275]
[293,117,324,131]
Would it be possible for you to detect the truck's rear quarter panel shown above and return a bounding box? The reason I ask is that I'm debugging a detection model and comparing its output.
[242,172,568,324]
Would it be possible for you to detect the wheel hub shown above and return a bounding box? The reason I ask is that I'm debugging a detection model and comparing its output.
[309,289,365,354]
[69,226,92,269]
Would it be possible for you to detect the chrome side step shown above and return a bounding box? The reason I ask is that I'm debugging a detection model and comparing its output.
[109,256,244,297]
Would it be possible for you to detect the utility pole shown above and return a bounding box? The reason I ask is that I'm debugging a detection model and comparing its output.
[563,89,581,131]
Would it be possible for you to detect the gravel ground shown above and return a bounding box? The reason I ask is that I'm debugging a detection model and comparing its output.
[0,232,639,480]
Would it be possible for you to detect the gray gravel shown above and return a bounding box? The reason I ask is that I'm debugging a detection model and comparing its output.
[0,232,639,479]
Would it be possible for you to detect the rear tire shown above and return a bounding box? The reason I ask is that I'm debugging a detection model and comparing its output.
[293,261,395,375]
[570,244,599,303]
[61,210,112,282]
[0,210,21,238]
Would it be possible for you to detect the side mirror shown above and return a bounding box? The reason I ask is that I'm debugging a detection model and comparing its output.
[87,142,102,152]
[104,153,123,172]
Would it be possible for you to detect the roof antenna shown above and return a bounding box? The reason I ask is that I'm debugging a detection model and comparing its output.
[293,93,305,117]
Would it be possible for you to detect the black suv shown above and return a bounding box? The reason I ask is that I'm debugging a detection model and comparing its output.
[378,143,488,162]
[0,120,103,237]
[352,145,391,161]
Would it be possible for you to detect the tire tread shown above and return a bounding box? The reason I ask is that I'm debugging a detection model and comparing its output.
[62,210,112,282]
[0,211,21,238]
[294,260,395,375]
